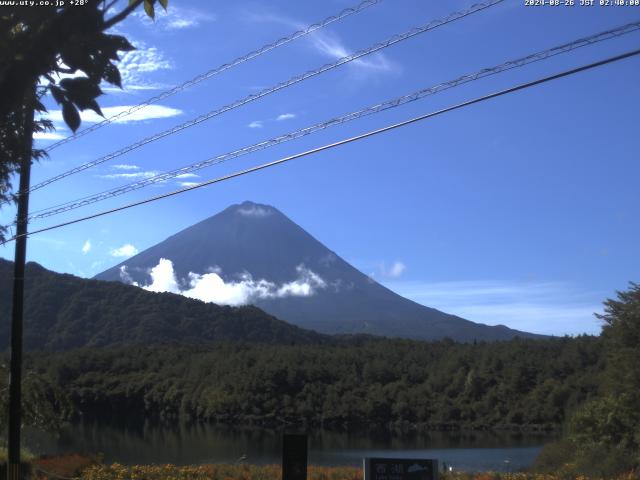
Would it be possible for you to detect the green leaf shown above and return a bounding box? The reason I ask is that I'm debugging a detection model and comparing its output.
[60,77,102,104]
[109,34,135,52]
[143,0,155,19]
[49,85,66,104]
[34,99,47,113]
[102,63,122,88]
[61,101,81,132]
[85,99,104,117]
[158,0,168,10]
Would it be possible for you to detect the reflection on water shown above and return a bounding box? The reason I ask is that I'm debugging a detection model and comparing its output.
[24,421,556,472]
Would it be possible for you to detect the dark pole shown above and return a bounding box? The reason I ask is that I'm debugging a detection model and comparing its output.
[7,86,35,480]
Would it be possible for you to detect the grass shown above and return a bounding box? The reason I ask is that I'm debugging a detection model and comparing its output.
[77,463,639,480]
[0,447,35,463]
[0,456,632,480]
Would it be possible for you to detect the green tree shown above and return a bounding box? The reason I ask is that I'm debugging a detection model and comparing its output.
[0,0,170,438]
[0,362,72,433]
[0,0,168,239]
[535,283,640,477]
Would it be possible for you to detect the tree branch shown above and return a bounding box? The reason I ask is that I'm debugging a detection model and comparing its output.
[104,0,119,11]
[104,0,144,29]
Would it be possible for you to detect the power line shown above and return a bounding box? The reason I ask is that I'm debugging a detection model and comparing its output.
[27,0,504,194]
[3,47,638,246]
[24,20,640,222]
[43,0,383,152]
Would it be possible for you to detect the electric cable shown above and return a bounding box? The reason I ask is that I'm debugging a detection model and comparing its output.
[26,0,504,194]
[43,0,383,152]
[24,20,640,222]
[2,47,637,245]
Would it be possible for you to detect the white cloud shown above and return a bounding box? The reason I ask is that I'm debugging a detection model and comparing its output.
[112,164,140,171]
[237,205,273,217]
[133,6,216,30]
[178,181,199,187]
[129,258,326,306]
[116,44,173,89]
[110,244,139,258]
[276,113,296,121]
[245,11,394,75]
[99,170,159,180]
[102,83,172,94]
[387,261,406,278]
[143,258,180,293]
[42,43,171,94]
[98,165,159,180]
[248,120,263,129]
[175,173,199,179]
[45,105,182,126]
[276,265,327,297]
[119,265,137,285]
[81,239,91,254]
[382,279,604,336]
[33,131,66,141]
[308,30,393,73]
[364,260,407,279]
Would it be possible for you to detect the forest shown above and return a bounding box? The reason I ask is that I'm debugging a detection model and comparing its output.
[0,261,638,476]
[21,335,602,430]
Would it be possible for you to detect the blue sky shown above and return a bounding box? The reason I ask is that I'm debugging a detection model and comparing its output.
[1,0,639,336]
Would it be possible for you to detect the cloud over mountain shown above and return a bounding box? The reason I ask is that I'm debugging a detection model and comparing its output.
[97,201,543,341]
[122,258,326,306]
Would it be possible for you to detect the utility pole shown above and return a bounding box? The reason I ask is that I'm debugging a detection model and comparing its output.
[7,86,35,480]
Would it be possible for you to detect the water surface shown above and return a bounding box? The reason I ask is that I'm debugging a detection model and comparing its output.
[24,422,556,473]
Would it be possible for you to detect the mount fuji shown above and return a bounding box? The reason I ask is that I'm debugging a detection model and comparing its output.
[95,201,541,341]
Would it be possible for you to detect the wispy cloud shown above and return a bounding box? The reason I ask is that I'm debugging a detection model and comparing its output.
[99,170,160,180]
[133,6,216,31]
[175,173,200,187]
[110,244,139,258]
[44,43,172,93]
[82,240,91,255]
[363,260,407,279]
[244,10,395,76]
[237,205,273,217]
[248,120,263,129]
[112,42,173,91]
[33,131,66,141]
[383,279,604,336]
[126,258,327,306]
[387,261,406,278]
[308,30,393,73]
[112,164,140,171]
[276,113,296,121]
[45,104,182,126]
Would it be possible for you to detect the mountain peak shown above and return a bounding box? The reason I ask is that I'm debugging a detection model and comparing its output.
[232,201,277,218]
[95,202,544,341]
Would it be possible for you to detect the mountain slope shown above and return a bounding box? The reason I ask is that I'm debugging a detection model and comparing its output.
[0,258,326,351]
[96,201,541,341]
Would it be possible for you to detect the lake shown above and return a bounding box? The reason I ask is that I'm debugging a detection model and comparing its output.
[23,421,557,473]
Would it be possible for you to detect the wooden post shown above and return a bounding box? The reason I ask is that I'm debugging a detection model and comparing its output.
[282,434,308,480]
[7,87,35,480]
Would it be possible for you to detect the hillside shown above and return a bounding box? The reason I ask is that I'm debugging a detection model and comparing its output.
[0,258,326,351]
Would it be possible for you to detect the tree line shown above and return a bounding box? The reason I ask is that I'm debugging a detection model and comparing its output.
[24,335,603,431]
